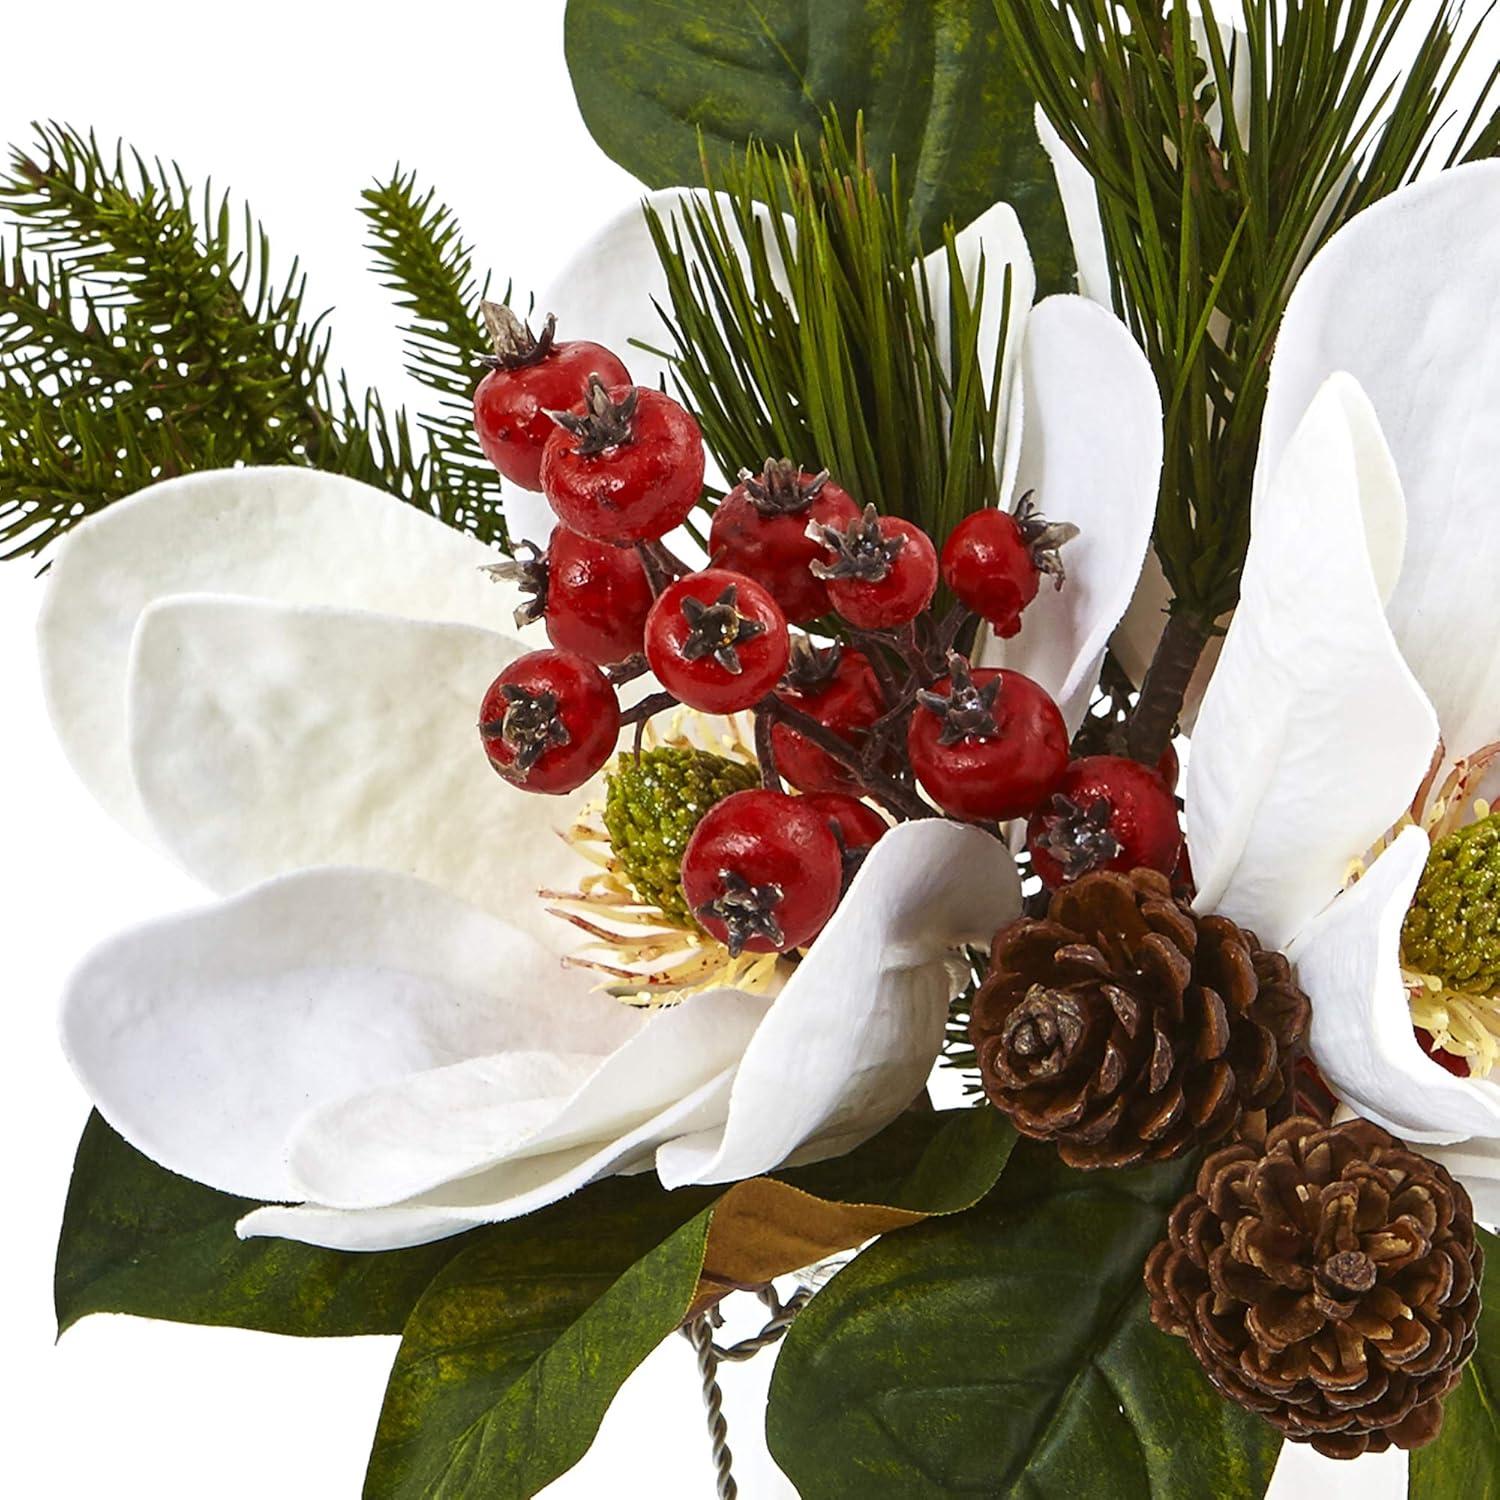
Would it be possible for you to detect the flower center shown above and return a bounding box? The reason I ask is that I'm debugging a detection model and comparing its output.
[1400,804,1500,1077]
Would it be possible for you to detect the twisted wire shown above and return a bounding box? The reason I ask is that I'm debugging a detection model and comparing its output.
[682,1311,737,1500]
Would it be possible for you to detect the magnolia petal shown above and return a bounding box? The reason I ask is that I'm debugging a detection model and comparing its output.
[1034,107,1109,303]
[60,867,641,1202]
[1421,1138,1500,1231]
[237,1201,486,1252]
[1259,160,1500,761]
[656,822,1020,1188]
[1187,376,1438,949]
[288,991,767,1209]
[1292,827,1500,1143]
[37,467,518,842]
[127,595,594,934]
[1003,296,1162,732]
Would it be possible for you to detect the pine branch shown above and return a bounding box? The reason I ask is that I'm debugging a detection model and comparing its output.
[643,114,1011,547]
[359,169,506,545]
[0,124,504,560]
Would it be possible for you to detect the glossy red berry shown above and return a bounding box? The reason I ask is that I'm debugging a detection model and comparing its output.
[479,649,619,795]
[907,656,1068,822]
[809,505,938,630]
[681,789,843,955]
[802,793,890,860]
[472,305,630,491]
[539,377,705,543]
[939,496,1078,637]
[1025,754,1182,888]
[708,460,861,623]
[770,642,885,794]
[645,569,790,713]
[1415,1027,1472,1078]
[1156,740,1180,793]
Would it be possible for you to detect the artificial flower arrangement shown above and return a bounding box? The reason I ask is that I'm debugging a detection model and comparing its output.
[6,1,1500,1495]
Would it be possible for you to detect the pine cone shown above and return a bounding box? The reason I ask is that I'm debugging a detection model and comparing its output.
[970,868,1310,1167]
[1145,1117,1482,1458]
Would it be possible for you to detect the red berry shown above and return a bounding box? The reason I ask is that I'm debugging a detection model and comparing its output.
[645,569,790,714]
[708,460,861,623]
[802,793,890,858]
[545,526,654,665]
[770,642,885,794]
[479,649,619,795]
[472,306,630,491]
[539,377,705,543]
[809,505,938,630]
[939,496,1077,637]
[1157,740,1180,793]
[681,789,843,955]
[1025,755,1182,888]
[1415,1027,1472,1078]
[907,656,1068,821]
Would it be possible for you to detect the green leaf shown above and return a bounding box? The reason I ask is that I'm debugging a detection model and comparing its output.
[1409,1225,1500,1500]
[55,1112,471,1338]
[364,1106,1015,1498]
[563,0,1071,289]
[767,1143,1283,1498]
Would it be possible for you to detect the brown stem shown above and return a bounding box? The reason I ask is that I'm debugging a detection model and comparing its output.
[754,708,782,791]
[634,542,672,597]
[1125,609,1214,767]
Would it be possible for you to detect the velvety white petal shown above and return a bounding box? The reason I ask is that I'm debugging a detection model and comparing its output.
[1292,827,1500,1142]
[288,990,767,1208]
[1035,107,1109,303]
[127,595,593,935]
[656,822,1020,1187]
[1002,296,1162,731]
[60,868,642,1202]
[37,467,520,841]
[236,1201,485,1251]
[1258,160,1500,761]
[1187,376,1438,949]
[1421,1138,1500,1230]
[922,202,1036,501]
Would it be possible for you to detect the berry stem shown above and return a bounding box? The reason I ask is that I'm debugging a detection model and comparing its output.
[1125,608,1214,766]
[754,708,782,791]
[844,629,904,708]
[606,653,650,686]
[620,691,679,757]
[634,542,673,598]
[643,538,695,580]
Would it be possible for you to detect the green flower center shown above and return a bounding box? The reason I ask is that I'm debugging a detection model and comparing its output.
[602,747,758,927]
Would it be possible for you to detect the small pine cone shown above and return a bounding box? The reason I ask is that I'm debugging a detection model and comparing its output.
[970,868,1310,1167]
[1144,1117,1482,1459]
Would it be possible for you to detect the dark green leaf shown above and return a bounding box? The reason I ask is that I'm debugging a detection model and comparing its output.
[767,1142,1282,1498]
[1409,1225,1500,1500]
[55,1111,472,1338]
[364,1105,1015,1498]
[563,0,1071,288]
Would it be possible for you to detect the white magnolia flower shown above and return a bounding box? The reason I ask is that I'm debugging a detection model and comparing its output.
[43,188,1162,1251]
[1178,160,1500,1221]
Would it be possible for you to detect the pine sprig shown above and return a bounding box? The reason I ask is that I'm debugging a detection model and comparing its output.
[359,169,506,545]
[0,124,504,560]
[642,116,1012,547]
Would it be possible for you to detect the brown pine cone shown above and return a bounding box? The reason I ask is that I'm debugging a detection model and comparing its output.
[1145,1116,1482,1458]
[970,868,1310,1167]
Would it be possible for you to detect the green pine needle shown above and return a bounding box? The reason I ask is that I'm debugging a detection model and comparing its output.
[642,115,1012,547]
[995,0,1498,625]
[0,124,505,561]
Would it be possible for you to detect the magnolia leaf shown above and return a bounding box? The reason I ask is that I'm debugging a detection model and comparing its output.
[1408,1225,1500,1500]
[563,0,1072,291]
[54,1111,471,1337]
[364,1106,1014,1499]
[767,1143,1283,1498]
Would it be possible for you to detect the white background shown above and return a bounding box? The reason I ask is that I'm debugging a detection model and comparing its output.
[0,1,1447,1494]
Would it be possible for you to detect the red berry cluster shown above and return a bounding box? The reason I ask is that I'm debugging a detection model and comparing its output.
[471,306,1182,962]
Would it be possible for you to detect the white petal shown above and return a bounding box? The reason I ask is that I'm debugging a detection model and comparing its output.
[1259,160,1500,761]
[921,202,1036,501]
[287,990,767,1209]
[60,868,642,1202]
[656,822,1020,1187]
[236,1201,483,1252]
[1292,827,1500,1142]
[1187,376,1438,948]
[1034,107,1109,303]
[37,467,519,842]
[127,595,593,932]
[1002,296,1162,731]
[1421,1137,1500,1230]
